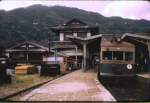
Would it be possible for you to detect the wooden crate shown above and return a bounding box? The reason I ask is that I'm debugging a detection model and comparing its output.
[15,65,36,75]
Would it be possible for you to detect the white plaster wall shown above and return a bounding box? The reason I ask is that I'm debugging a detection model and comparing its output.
[60,32,64,41]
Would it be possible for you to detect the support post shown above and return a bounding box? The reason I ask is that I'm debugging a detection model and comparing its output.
[26,43,29,64]
[147,40,150,57]
[48,38,51,54]
[26,53,29,63]
[83,43,87,71]
[147,40,150,72]
[55,48,57,64]
[75,46,78,67]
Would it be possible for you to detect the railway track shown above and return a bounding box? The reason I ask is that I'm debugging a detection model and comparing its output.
[100,76,150,101]
[3,70,75,101]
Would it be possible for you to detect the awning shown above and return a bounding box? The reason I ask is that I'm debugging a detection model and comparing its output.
[59,50,83,57]
[121,33,150,40]
[66,34,102,41]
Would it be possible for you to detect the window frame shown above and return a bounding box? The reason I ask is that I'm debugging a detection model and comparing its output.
[102,50,134,62]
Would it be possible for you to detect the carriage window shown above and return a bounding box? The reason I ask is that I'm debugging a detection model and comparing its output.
[113,51,123,60]
[125,52,133,61]
[103,51,112,60]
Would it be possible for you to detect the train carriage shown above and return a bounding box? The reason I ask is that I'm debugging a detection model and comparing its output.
[98,36,136,78]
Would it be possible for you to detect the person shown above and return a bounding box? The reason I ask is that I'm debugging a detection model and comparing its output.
[37,65,41,74]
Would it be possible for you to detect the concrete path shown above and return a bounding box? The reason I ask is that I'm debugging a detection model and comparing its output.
[20,70,115,101]
[137,73,150,79]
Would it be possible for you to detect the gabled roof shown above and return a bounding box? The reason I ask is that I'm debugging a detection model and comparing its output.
[121,33,150,40]
[101,36,135,48]
[6,41,49,52]
[65,18,87,26]
[50,18,98,33]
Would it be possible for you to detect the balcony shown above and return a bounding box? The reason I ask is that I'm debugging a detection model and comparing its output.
[50,41,77,50]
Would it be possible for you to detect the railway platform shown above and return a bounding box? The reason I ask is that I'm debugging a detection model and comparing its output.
[137,72,150,79]
[137,72,150,86]
[20,69,115,101]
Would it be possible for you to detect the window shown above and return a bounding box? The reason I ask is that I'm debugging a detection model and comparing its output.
[87,32,91,37]
[125,52,133,61]
[102,51,112,60]
[113,51,123,60]
[60,32,64,41]
[77,32,87,38]
[73,32,77,37]
[102,51,133,61]
[12,53,26,60]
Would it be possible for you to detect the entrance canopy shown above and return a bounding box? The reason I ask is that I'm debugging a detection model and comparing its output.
[66,34,102,71]
[66,34,102,43]
[59,50,83,57]
[121,33,150,40]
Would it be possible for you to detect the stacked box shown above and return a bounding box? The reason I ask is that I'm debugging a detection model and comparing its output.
[15,65,37,75]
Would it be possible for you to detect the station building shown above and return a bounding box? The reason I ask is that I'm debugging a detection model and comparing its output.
[50,18,150,72]
[50,18,101,71]
[5,18,150,73]
[6,41,49,65]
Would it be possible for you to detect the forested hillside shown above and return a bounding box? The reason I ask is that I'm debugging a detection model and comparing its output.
[0,5,150,48]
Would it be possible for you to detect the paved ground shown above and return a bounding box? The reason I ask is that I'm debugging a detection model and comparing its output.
[137,73,150,79]
[20,69,115,101]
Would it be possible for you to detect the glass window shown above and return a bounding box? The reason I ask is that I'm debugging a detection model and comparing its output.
[113,51,123,60]
[102,51,112,60]
[11,53,26,60]
[125,52,133,61]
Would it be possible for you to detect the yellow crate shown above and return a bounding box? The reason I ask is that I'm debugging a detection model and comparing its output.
[15,65,36,75]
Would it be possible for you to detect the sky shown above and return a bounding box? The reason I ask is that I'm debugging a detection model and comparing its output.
[0,0,150,20]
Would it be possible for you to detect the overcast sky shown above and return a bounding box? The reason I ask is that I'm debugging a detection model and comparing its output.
[0,0,150,20]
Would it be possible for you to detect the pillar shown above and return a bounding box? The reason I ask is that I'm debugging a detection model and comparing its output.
[147,40,150,56]
[55,48,57,64]
[26,53,29,63]
[26,43,29,63]
[146,40,150,72]
[83,43,87,71]
[75,46,78,67]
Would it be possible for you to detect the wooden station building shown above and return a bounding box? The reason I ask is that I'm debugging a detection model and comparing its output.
[6,41,49,65]
[50,18,101,70]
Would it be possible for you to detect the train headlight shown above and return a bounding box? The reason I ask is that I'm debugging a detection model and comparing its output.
[127,64,132,69]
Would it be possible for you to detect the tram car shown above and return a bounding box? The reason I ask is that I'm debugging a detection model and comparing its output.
[98,36,136,78]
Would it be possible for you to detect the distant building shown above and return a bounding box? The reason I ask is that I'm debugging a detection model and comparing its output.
[50,18,100,70]
[6,41,49,65]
